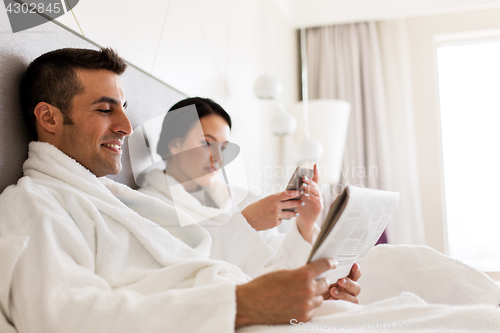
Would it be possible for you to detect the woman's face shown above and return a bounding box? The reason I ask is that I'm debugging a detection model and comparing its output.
[169,114,231,188]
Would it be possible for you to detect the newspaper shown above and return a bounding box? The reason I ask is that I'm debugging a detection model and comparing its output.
[308,186,400,281]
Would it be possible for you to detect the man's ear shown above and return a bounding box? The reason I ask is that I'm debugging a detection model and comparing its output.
[168,138,182,155]
[33,102,62,135]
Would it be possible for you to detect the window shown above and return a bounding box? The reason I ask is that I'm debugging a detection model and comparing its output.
[436,37,500,271]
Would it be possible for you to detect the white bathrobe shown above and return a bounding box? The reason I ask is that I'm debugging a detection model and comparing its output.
[140,169,318,277]
[2,143,500,333]
[0,142,250,333]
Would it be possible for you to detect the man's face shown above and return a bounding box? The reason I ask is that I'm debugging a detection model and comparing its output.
[57,69,132,177]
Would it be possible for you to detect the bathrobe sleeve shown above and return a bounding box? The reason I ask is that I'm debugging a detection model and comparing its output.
[205,212,320,277]
[204,212,277,277]
[0,185,237,333]
[257,221,320,274]
[140,182,318,278]
[208,191,320,277]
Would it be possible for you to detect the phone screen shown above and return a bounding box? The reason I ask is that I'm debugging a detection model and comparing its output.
[282,167,314,212]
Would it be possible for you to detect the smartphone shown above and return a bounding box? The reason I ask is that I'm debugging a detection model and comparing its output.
[282,166,314,212]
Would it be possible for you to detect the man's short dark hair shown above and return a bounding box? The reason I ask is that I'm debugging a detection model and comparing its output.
[20,47,127,139]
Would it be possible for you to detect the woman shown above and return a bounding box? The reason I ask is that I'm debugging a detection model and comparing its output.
[139,98,360,301]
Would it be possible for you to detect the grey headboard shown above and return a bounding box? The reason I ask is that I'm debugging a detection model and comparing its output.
[0,7,186,192]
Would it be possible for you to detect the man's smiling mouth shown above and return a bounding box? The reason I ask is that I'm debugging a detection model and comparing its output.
[101,143,122,154]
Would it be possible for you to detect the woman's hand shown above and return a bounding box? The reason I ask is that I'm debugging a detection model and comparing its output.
[295,165,323,243]
[241,190,303,231]
[322,263,362,304]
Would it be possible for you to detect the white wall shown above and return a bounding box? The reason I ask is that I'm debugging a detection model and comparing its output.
[291,0,500,27]
[406,7,500,253]
[56,0,298,194]
[54,1,500,248]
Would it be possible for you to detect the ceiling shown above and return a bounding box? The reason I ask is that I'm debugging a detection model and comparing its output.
[287,0,500,27]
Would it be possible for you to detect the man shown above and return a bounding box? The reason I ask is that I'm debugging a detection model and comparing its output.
[0,48,360,332]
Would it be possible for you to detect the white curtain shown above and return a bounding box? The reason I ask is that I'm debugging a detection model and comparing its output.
[306,21,425,245]
[376,20,426,245]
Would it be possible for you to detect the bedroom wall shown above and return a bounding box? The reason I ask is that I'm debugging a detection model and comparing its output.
[56,0,298,194]
[405,7,500,253]
[55,1,500,252]
[291,0,500,27]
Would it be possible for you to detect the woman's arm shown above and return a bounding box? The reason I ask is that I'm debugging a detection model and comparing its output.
[295,165,324,243]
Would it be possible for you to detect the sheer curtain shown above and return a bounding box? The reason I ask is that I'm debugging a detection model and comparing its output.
[306,21,425,244]
[377,20,426,245]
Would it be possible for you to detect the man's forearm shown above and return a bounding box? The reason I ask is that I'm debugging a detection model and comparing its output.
[233,259,335,328]
[235,285,253,328]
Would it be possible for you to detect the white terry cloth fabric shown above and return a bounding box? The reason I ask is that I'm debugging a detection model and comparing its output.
[0,236,28,333]
[140,169,318,277]
[238,292,500,333]
[236,245,500,333]
[0,142,250,333]
[358,244,500,306]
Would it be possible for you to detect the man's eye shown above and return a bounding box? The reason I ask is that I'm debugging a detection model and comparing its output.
[97,109,111,113]
[201,141,210,146]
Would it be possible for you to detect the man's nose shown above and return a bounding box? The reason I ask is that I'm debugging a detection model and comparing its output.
[112,108,133,136]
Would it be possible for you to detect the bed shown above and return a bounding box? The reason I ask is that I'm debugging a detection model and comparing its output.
[1,5,499,333]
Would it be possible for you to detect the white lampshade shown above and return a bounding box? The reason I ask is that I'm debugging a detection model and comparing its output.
[294,99,351,184]
[296,137,324,162]
[254,74,281,99]
[271,112,297,135]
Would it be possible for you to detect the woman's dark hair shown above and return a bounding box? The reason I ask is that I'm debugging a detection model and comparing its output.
[157,97,232,158]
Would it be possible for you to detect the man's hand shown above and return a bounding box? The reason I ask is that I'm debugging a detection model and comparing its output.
[235,258,337,328]
[241,190,302,231]
[296,164,323,243]
[323,263,362,303]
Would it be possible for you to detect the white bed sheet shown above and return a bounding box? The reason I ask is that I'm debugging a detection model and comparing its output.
[239,245,500,332]
[239,292,500,332]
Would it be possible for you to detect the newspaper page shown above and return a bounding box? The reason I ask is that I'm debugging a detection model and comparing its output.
[310,186,400,281]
